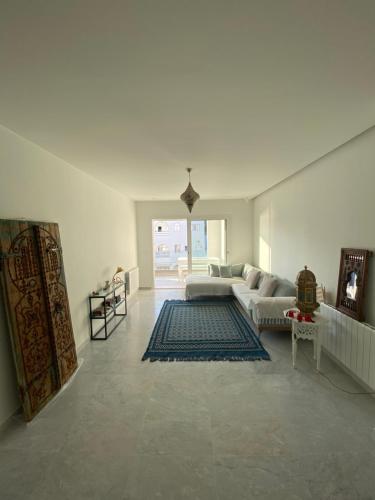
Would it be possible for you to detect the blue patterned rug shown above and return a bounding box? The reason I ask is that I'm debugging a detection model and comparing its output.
[142,298,270,362]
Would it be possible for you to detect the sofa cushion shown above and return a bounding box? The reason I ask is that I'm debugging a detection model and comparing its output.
[258,276,278,297]
[232,283,259,296]
[246,269,260,289]
[232,284,259,311]
[186,275,244,299]
[273,278,296,297]
[219,265,232,278]
[231,263,244,277]
[209,264,220,277]
[257,271,273,288]
[249,295,297,323]
[236,292,252,311]
[242,263,253,280]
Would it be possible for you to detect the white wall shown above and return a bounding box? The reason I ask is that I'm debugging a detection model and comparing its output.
[0,125,137,425]
[207,220,225,262]
[136,199,252,288]
[253,126,375,326]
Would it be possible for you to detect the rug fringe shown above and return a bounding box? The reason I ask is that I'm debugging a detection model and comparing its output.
[142,354,271,362]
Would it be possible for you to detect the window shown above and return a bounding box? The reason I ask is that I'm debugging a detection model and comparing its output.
[157,244,169,254]
[174,244,181,253]
[155,222,169,233]
[174,223,180,232]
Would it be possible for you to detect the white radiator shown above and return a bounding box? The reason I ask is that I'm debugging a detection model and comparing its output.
[320,303,375,390]
[125,267,139,297]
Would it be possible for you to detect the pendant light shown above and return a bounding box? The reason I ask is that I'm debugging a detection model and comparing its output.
[180,168,200,213]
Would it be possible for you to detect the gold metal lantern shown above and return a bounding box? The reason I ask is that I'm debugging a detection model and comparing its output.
[180,168,200,213]
[296,266,319,315]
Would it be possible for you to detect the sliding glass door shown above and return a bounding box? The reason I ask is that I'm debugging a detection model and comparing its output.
[190,219,227,275]
[152,218,227,287]
[153,219,188,288]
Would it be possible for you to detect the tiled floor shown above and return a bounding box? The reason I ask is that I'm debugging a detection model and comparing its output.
[154,276,186,289]
[1,288,375,499]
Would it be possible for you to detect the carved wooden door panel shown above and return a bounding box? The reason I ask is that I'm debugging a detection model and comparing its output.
[0,219,77,421]
[0,220,58,420]
[34,223,77,386]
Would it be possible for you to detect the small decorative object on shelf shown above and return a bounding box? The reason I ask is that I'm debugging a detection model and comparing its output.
[286,309,315,323]
[103,280,110,290]
[316,284,326,304]
[89,277,127,340]
[92,307,104,317]
[296,266,319,316]
[112,266,125,283]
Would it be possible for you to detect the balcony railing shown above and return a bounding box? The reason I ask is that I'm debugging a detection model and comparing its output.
[155,252,170,258]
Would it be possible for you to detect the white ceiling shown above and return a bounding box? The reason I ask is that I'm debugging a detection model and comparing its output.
[1,0,375,200]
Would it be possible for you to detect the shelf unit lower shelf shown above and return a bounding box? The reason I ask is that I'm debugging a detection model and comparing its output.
[89,282,127,340]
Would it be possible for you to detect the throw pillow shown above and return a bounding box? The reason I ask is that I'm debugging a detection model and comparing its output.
[209,264,220,277]
[219,265,232,278]
[257,271,271,288]
[231,263,244,277]
[273,279,296,297]
[258,276,278,297]
[246,269,260,289]
[242,264,253,280]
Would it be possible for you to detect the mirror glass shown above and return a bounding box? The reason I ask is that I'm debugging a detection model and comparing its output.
[346,271,358,300]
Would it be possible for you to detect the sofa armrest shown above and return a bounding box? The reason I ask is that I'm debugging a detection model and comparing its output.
[249,296,296,321]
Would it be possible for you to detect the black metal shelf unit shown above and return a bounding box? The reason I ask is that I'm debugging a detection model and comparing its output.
[89,281,127,340]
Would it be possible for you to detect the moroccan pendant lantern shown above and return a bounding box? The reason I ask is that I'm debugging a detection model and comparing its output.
[296,265,319,315]
[180,168,200,213]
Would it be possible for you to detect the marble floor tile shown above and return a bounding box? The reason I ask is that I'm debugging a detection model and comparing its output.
[31,445,137,500]
[214,455,309,500]
[123,454,218,500]
[1,288,375,500]
[214,452,375,500]
[0,447,59,500]
[138,415,213,457]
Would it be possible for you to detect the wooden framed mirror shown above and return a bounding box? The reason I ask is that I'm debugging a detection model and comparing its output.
[336,248,372,322]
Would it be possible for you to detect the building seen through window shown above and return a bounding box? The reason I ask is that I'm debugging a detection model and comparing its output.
[157,244,169,254]
[153,219,225,276]
[155,222,169,232]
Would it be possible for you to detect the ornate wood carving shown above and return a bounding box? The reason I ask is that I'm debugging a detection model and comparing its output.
[34,224,78,386]
[0,220,77,421]
[336,248,372,322]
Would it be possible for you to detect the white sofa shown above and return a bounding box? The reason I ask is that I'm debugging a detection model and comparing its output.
[185,264,296,334]
[177,256,220,279]
[185,274,245,298]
